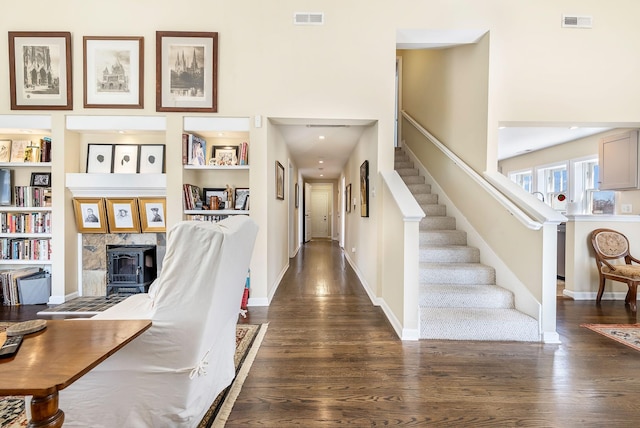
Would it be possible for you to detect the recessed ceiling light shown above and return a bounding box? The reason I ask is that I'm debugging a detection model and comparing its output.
[218,132,224,136]
[118,130,125,134]
[318,160,324,164]
[320,174,324,177]
[319,135,325,140]
[569,126,578,130]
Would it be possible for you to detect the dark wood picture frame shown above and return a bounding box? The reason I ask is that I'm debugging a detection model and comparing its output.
[203,187,229,210]
[138,144,165,173]
[345,183,352,213]
[156,31,218,112]
[360,160,369,217]
[8,31,73,110]
[276,161,285,200]
[86,143,114,173]
[30,172,51,187]
[212,145,239,166]
[234,188,250,210]
[83,36,144,109]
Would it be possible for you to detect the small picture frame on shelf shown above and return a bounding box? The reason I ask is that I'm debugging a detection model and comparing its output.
[276,161,285,200]
[30,172,51,187]
[83,36,144,109]
[73,198,108,233]
[139,197,166,232]
[105,198,141,233]
[139,144,165,173]
[203,187,228,210]
[156,31,218,112]
[86,144,114,173]
[212,145,238,166]
[8,31,73,110]
[113,144,139,173]
[0,141,11,163]
[9,140,28,163]
[234,188,250,210]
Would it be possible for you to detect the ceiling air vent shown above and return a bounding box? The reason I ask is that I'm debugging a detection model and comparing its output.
[294,12,324,25]
[562,15,593,29]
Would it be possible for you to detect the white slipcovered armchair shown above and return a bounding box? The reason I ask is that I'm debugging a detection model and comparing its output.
[59,216,258,427]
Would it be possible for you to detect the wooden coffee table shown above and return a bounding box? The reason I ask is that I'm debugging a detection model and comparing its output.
[0,319,151,427]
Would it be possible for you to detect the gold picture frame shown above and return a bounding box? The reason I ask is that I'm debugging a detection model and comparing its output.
[105,198,141,233]
[73,198,108,233]
[138,198,166,232]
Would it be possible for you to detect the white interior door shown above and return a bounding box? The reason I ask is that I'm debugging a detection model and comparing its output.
[311,189,329,238]
[304,183,312,242]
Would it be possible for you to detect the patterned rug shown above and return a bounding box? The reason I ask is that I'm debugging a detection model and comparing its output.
[581,323,640,352]
[36,295,129,316]
[0,322,267,427]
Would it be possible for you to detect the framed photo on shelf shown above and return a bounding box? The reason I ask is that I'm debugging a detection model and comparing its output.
[8,31,72,110]
[113,144,139,173]
[30,172,51,187]
[105,198,141,233]
[360,160,369,217]
[138,197,166,232]
[234,188,250,210]
[139,144,165,173]
[83,36,144,108]
[276,161,285,200]
[86,144,114,173]
[9,140,28,163]
[203,187,228,210]
[73,198,108,233]
[156,31,218,112]
[0,141,11,163]
[212,145,238,166]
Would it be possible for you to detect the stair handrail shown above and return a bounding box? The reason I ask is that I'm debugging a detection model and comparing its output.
[402,111,547,231]
[381,169,426,221]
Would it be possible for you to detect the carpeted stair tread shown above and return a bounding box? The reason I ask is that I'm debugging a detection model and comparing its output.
[420,262,496,285]
[408,183,432,195]
[420,215,456,230]
[420,307,539,341]
[419,284,514,308]
[414,193,438,205]
[396,168,419,177]
[420,230,467,246]
[401,175,425,185]
[420,245,480,263]
[420,203,446,216]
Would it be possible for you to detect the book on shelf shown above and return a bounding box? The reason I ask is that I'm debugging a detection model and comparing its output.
[9,140,29,163]
[0,266,43,305]
[40,137,51,162]
[183,133,207,166]
[186,214,230,223]
[1,211,52,234]
[182,183,202,210]
[239,141,249,165]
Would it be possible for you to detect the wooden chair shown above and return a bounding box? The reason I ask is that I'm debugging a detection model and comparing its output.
[590,228,640,312]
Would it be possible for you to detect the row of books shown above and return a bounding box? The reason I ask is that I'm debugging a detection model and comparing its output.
[13,186,52,208]
[183,183,202,210]
[0,211,52,234]
[0,238,51,261]
[186,214,231,223]
[0,267,42,305]
[0,137,51,163]
[238,141,249,165]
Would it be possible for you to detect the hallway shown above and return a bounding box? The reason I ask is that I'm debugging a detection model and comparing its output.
[230,240,640,426]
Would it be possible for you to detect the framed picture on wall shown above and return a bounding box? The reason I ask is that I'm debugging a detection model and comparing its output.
[360,160,369,217]
[156,31,218,112]
[139,198,166,232]
[73,198,108,233]
[105,198,141,233]
[113,144,139,173]
[345,183,352,213]
[8,32,73,110]
[276,161,285,200]
[83,36,144,108]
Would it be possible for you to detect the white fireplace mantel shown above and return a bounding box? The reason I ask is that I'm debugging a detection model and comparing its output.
[66,173,166,197]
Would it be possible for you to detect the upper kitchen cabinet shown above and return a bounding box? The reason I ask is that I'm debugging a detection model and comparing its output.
[599,130,640,190]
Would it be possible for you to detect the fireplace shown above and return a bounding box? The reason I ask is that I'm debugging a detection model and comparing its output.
[106,245,157,296]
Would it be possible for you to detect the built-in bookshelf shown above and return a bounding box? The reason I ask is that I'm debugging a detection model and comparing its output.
[182,117,251,222]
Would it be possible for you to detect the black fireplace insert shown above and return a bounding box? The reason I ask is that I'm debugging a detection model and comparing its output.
[106,245,157,296]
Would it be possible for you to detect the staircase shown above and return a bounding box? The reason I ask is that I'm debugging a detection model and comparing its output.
[394,148,539,341]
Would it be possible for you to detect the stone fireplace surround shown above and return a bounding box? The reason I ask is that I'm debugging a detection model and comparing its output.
[82,233,166,296]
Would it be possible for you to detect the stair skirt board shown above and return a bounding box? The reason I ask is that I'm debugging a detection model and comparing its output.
[395,148,540,342]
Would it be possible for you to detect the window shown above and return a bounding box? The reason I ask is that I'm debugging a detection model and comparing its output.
[509,170,533,192]
[571,158,599,213]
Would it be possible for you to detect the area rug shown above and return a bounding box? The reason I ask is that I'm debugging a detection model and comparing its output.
[581,323,640,352]
[0,322,268,428]
[36,295,129,316]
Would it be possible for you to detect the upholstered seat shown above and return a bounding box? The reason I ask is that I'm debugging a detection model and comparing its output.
[58,216,258,427]
[591,228,640,312]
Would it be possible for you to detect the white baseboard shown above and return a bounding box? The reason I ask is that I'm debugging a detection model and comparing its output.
[564,290,633,300]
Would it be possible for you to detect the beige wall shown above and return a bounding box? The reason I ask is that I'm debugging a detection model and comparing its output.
[5,1,640,306]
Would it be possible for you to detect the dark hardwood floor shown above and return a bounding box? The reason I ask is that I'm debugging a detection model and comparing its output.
[3,240,640,426]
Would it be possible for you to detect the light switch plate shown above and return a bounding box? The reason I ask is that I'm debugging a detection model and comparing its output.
[621,204,632,213]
